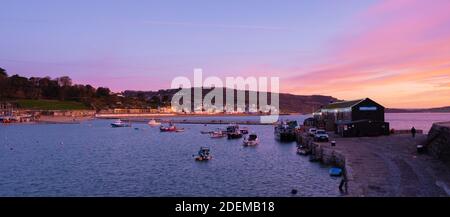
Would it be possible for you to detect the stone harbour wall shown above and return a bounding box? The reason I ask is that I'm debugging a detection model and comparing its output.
[297,127,450,196]
[427,122,450,162]
[297,134,361,195]
[298,135,346,168]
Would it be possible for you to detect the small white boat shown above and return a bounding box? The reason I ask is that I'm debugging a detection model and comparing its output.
[210,131,225,138]
[243,133,259,146]
[148,119,161,127]
[111,119,131,128]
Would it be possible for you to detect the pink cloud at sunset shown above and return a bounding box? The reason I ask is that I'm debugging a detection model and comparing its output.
[285,0,450,108]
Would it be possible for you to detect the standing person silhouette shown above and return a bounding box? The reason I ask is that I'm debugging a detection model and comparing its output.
[411,127,417,138]
[339,169,348,194]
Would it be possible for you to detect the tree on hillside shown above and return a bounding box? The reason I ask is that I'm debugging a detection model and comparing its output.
[85,85,96,98]
[161,95,170,106]
[136,92,147,101]
[57,76,72,87]
[96,87,111,97]
[0,67,7,78]
[38,77,60,99]
[0,67,8,99]
[0,67,177,110]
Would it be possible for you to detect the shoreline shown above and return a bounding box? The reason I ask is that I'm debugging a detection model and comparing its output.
[95,112,297,119]
[36,116,95,124]
[1,113,299,125]
[2,111,448,125]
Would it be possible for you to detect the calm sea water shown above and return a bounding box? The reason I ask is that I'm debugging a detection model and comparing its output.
[162,112,450,133]
[0,116,340,197]
[0,113,448,196]
[385,113,450,133]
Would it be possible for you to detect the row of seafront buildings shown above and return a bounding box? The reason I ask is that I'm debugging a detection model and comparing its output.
[0,102,34,123]
[1,102,95,123]
[311,98,390,137]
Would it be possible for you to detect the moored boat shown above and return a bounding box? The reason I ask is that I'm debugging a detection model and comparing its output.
[210,130,226,138]
[160,122,182,132]
[243,133,259,146]
[160,126,175,132]
[195,147,212,161]
[111,119,131,128]
[148,119,161,127]
[226,124,242,139]
[274,120,298,141]
[1,116,12,123]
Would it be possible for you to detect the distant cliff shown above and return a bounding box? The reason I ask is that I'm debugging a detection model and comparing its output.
[123,88,338,114]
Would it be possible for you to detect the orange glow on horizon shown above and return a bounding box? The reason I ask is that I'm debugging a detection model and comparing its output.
[282,0,450,108]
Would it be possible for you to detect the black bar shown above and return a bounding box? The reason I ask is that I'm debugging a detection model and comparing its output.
[1,197,449,216]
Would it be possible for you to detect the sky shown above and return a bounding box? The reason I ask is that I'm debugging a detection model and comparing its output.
[1,0,449,108]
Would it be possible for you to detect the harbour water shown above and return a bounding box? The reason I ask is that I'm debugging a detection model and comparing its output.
[0,119,339,196]
[0,113,449,196]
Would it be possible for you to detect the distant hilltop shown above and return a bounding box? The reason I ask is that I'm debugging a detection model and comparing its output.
[123,88,338,114]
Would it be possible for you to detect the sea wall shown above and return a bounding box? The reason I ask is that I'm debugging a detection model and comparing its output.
[427,122,450,162]
[297,134,362,196]
[297,135,345,167]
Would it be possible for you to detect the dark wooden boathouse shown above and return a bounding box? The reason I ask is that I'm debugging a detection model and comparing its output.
[314,98,389,137]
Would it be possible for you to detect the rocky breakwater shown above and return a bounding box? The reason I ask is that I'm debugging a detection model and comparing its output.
[427,122,450,162]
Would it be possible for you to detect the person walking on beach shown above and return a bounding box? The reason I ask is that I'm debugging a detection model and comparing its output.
[411,127,416,138]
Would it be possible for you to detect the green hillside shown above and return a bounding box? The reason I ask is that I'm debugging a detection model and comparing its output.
[15,99,90,110]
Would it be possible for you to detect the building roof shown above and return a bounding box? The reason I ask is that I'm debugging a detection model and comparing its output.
[322,98,366,109]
